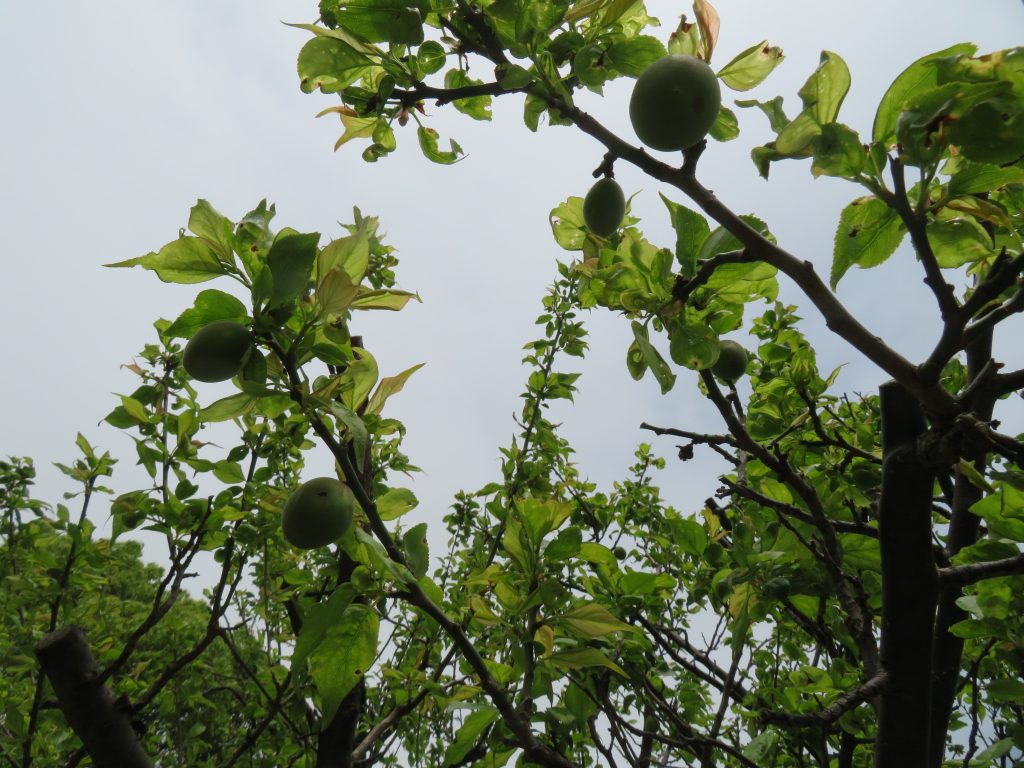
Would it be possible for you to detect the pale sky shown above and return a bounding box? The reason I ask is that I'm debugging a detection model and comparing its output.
[2,1,1023,569]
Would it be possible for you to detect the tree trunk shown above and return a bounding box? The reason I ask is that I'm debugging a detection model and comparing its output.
[35,626,152,768]
[874,382,938,768]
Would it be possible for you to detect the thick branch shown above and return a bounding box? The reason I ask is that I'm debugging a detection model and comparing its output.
[35,627,152,768]
[939,554,1024,587]
[759,672,888,727]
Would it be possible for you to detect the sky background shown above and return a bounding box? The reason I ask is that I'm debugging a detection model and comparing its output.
[2,0,1023,580]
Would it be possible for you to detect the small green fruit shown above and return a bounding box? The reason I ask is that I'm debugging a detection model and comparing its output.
[711,340,749,382]
[583,177,626,237]
[613,546,628,560]
[629,54,722,152]
[281,477,356,550]
[182,321,254,383]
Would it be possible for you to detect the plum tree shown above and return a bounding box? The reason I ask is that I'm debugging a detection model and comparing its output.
[182,321,253,383]
[628,54,722,151]
[281,477,356,549]
[583,177,626,236]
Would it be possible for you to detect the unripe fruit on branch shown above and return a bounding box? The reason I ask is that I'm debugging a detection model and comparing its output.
[583,177,626,236]
[711,340,749,383]
[629,55,721,152]
[182,321,254,383]
[281,477,356,550]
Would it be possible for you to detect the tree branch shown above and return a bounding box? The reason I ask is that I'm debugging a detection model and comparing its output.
[759,672,888,727]
[34,627,152,768]
[939,553,1024,586]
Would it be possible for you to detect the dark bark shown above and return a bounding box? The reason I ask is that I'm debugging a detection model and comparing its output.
[317,679,365,768]
[927,333,994,767]
[34,626,152,768]
[875,382,939,768]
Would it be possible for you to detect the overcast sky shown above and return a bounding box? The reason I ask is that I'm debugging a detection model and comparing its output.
[2,1,1023,571]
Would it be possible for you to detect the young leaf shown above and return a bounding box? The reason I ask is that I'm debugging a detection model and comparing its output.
[297,36,374,94]
[417,126,464,164]
[403,522,429,579]
[630,321,676,394]
[558,603,640,638]
[717,40,784,91]
[166,290,248,339]
[267,230,321,308]
[106,237,227,284]
[798,50,850,125]
[377,487,418,521]
[660,193,710,276]
[811,123,865,179]
[547,648,628,677]
[365,362,424,416]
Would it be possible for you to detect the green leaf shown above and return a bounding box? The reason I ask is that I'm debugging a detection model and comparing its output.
[366,362,424,415]
[443,709,499,767]
[709,105,739,142]
[330,404,369,463]
[377,487,418,521]
[927,218,993,268]
[558,603,639,638]
[309,604,379,722]
[267,230,321,307]
[620,570,676,595]
[630,322,676,394]
[322,108,377,150]
[166,290,248,339]
[736,96,789,132]
[213,460,244,484]
[316,268,359,318]
[873,43,978,146]
[188,199,234,263]
[336,0,424,44]
[198,393,257,422]
[717,40,784,91]
[319,224,371,285]
[417,126,464,164]
[668,317,719,370]
[292,585,356,670]
[341,349,379,411]
[550,197,587,251]
[605,36,667,77]
[350,288,420,311]
[444,69,492,120]
[297,36,374,94]
[545,526,582,560]
[811,123,864,179]
[519,498,572,544]
[106,237,227,284]
[547,648,627,677]
[775,111,821,156]
[798,50,850,125]
[671,518,708,556]
[948,162,1024,197]
[660,194,710,276]
[418,41,447,74]
[830,196,905,288]
[988,678,1024,703]
[403,523,429,579]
